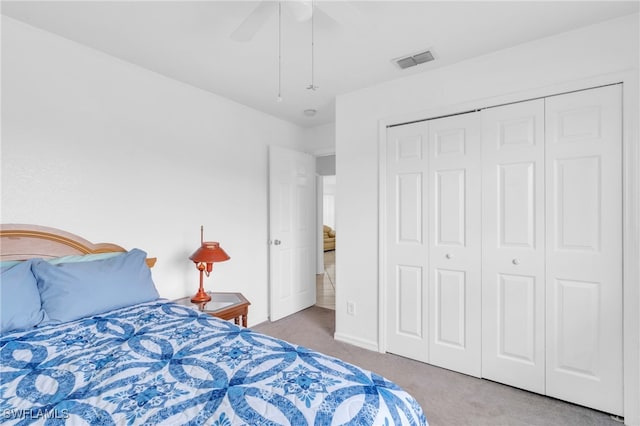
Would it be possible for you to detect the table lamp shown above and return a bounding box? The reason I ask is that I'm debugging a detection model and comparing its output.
[189,226,230,303]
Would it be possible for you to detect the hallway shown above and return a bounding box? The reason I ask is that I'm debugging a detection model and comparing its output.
[315,250,335,310]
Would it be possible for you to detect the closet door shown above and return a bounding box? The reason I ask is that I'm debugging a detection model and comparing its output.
[545,85,623,415]
[481,99,545,393]
[428,113,482,377]
[386,122,430,362]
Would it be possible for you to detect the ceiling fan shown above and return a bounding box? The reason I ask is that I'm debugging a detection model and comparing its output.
[231,0,363,42]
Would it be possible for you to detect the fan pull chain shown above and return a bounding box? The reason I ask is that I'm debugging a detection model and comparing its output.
[307,0,318,91]
[277,1,283,102]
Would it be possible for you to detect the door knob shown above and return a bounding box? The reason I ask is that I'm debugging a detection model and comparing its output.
[512,258,520,265]
[273,240,281,246]
[445,253,452,259]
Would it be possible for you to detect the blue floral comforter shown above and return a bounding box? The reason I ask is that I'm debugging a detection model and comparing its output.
[1,301,427,425]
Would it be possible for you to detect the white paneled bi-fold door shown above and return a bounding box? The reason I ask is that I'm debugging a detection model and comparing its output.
[385,84,623,415]
[386,113,482,377]
[427,114,482,377]
[544,86,622,414]
[385,121,430,363]
[481,98,546,394]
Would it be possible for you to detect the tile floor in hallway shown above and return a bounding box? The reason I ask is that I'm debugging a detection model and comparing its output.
[316,250,335,310]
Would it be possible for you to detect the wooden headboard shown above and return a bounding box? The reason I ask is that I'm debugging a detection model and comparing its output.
[0,224,156,267]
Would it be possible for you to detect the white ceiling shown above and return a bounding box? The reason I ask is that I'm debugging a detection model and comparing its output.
[2,1,638,127]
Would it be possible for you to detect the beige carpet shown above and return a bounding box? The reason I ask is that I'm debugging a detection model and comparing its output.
[252,306,620,426]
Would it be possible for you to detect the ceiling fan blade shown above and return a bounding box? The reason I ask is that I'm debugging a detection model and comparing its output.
[286,1,313,22]
[231,1,274,42]
[317,2,365,31]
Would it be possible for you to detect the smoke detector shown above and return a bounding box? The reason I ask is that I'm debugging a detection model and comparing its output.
[394,50,435,70]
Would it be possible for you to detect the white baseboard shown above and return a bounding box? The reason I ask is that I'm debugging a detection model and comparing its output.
[334,332,379,352]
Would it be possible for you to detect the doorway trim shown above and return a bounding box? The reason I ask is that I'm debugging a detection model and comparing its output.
[316,153,337,310]
[377,70,639,424]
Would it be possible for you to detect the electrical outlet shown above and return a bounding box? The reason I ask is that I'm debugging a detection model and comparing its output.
[347,301,356,316]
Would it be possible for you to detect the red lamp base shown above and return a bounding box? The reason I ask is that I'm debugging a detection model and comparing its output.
[191,266,212,304]
[191,288,211,304]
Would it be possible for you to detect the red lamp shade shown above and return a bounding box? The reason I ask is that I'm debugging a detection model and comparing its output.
[189,229,230,303]
[190,242,230,266]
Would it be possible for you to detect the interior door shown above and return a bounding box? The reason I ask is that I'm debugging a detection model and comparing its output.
[385,122,430,362]
[268,146,316,321]
[428,112,482,377]
[481,99,546,393]
[545,85,623,415]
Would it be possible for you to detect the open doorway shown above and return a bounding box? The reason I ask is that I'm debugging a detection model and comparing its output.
[316,155,336,310]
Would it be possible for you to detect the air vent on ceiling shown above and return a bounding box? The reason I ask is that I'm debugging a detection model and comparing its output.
[394,50,435,69]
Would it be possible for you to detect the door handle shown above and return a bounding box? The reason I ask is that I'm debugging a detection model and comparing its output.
[273,239,281,246]
[512,258,520,265]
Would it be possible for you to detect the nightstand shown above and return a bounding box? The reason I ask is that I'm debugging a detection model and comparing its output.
[173,292,251,327]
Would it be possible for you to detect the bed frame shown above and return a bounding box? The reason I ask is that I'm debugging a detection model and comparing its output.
[0,224,156,267]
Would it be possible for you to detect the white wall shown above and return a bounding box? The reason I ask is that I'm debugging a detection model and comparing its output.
[305,122,335,156]
[335,13,639,419]
[1,16,311,326]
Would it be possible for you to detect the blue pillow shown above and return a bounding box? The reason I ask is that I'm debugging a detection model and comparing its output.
[1,260,47,333]
[32,248,159,323]
[0,260,22,269]
[47,252,124,265]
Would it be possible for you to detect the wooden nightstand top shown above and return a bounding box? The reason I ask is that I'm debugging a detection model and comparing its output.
[173,292,250,327]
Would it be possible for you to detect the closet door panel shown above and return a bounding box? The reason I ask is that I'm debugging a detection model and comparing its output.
[428,113,482,377]
[435,169,466,246]
[554,156,601,251]
[545,85,623,415]
[386,122,430,362]
[497,274,537,362]
[499,162,536,248]
[434,269,466,347]
[481,99,545,393]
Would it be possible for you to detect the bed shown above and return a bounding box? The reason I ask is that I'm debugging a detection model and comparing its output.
[0,224,427,425]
